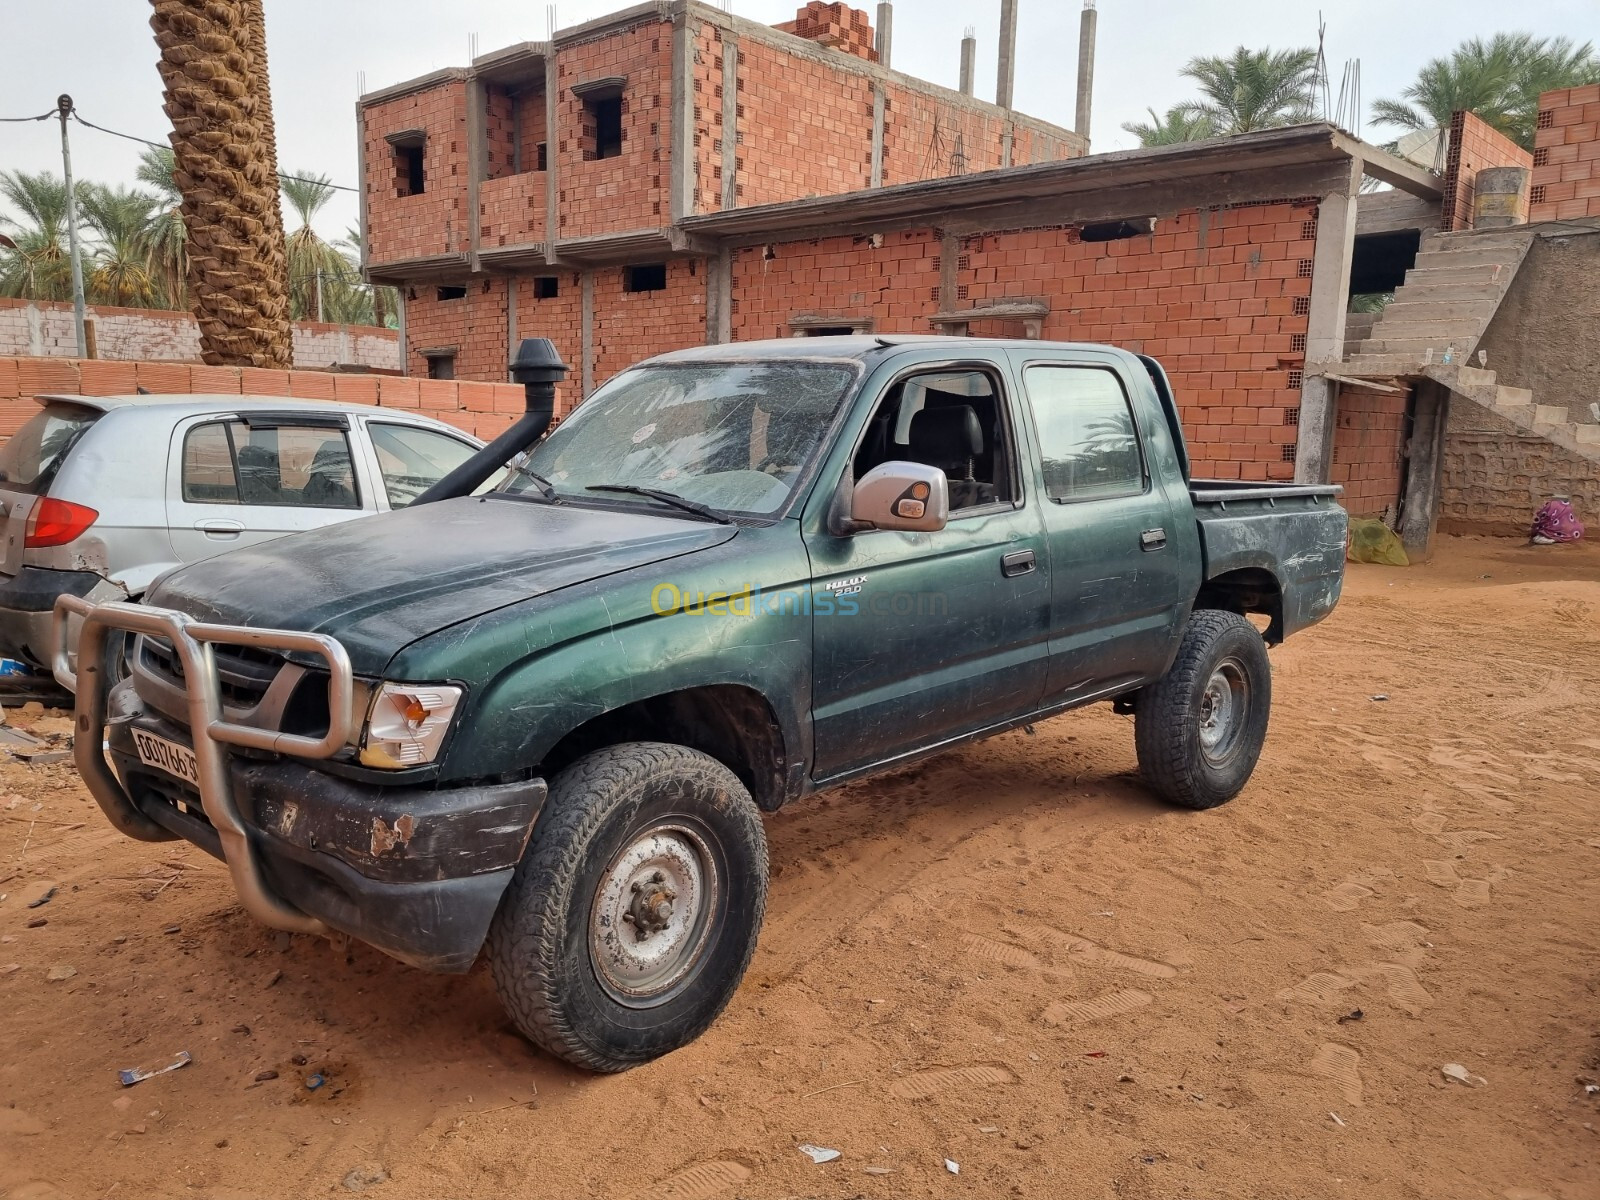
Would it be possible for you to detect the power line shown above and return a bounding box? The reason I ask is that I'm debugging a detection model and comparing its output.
[3,102,359,193]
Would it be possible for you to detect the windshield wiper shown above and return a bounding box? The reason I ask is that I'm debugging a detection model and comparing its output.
[585,484,734,524]
[506,462,560,502]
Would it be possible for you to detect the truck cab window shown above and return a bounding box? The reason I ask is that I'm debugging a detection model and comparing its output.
[853,369,1014,512]
[1024,366,1146,501]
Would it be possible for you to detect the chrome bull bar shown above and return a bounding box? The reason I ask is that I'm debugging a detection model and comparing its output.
[52,594,357,936]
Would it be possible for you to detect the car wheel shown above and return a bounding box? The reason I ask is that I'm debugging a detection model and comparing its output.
[488,742,768,1072]
[1134,609,1272,810]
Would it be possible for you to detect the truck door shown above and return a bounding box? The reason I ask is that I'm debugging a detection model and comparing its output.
[1009,353,1191,700]
[166,411,370,565]
[804,361,1050,781]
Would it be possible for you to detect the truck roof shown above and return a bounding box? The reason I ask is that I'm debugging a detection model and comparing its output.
[648,336,1135,365]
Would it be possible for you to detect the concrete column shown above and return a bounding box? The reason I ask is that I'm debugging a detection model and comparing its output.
[875,3,893,68]
[1001,124,1014,168]
[870,87,886,188]
[466,72,486,270]
[996,0,1018,109]
[396,293,409,377]
[721,38,739,210]
[1075,3,1096,140]
[580,270,595,395]
[354,100,370,275]
[1399,380,1451,560]
[544,50,560,261]
[707,248,732,344]
[940,231,959,311]
[507,276,518,355]
[959,30,977,97]
[1295,162,1361,484]
[670,9,695,222]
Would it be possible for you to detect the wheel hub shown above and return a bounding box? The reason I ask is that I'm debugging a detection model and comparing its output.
[590,825,718,1002]
[1197,659,1248,760]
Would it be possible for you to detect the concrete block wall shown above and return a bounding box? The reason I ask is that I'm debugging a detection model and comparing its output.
[1330,384,1409,517]
[362,80,472,265]
[1441,110,1532,232]
[1529,84,1600,222]
[0,355,534,445]
[556,20,674,236]
[0,299,399,371]
[1442,402,1600,536]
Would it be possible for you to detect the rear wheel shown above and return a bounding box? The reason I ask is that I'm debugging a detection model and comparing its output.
[1134,610,1271,809]
[488,742,767,1072]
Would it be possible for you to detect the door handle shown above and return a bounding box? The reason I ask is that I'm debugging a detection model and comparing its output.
[1001,549,1036,577]
[196,519,243,539]
[1140,528,1167,551]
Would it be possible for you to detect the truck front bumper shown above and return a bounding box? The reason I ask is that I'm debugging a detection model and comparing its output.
[55,596,545,973]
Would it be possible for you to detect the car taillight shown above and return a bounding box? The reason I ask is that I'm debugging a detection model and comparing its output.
[25,498,99,548]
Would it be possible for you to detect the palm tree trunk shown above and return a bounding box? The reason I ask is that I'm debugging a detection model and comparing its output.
[149,0,292,367]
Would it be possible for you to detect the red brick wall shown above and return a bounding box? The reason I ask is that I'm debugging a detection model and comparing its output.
[774,3,879,62]
[402,279,509,382]
[880,85,1070,185]
[591,260,707,385]
[1331,384,1408,517]
[362,82,471,265]
[512,273,584,418]
[1441,110,1533,232]
[732,202,1319,481]
[1530,84,1600,222]
[0,356,526,443]
[554,21,673,236]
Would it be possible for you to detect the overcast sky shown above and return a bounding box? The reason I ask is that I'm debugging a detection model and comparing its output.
[2,0,1593,240]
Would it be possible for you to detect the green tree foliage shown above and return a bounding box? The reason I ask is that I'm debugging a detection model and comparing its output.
[1373,34,1600,150]
[1178,46,1320,134]
[1122,106,1218,147]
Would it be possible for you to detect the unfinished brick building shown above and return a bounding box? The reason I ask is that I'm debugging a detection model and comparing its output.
[358,0,1447,499]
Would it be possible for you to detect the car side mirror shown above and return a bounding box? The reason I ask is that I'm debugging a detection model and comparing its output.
[848,461,949,533]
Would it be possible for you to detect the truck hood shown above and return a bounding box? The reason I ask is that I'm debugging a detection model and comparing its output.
[146,497,738,673]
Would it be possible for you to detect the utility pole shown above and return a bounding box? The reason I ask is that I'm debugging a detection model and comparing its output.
[56,95,88,358]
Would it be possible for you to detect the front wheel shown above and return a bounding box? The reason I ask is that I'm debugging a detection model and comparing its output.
[488,742,768,1072]
[1134,610,1272,810]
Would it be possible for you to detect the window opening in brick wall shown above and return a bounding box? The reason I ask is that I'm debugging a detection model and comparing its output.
[536,142,548,171]
[623,263,667,293]
[1078,217,1155,243]
[425,352,456,381]
[436,285,467,301]
[387,130,426,197]
[586,96,623,160]
[534,276,560,299]
[803,326,859,337]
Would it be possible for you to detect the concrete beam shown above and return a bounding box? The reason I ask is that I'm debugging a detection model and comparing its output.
[721,38,739,209]
[1295,158,1362,485]
[1332,131,1444,200]
[1355,188,1442,238]
[875,2,893,69]
[996,0,1018,109]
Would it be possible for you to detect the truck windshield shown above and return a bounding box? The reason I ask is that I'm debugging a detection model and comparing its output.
[0,403,101,495]
[505,362,856,516]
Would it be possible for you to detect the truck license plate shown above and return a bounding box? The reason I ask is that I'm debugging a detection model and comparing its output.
[131,729,200,786]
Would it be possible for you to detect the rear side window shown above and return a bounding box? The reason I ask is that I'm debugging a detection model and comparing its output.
[0,403,100,495]
[1023,366,1146,501]
[181,421,361,510]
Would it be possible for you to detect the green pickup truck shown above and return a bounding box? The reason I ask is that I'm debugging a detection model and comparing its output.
[58,336,1346,1071]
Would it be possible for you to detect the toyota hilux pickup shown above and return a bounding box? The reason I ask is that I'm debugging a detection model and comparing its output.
[57,336,1346,1072]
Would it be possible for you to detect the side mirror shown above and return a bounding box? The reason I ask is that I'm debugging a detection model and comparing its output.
[848,461,949,533]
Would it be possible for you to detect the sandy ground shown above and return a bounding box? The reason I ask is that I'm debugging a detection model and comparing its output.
[1,534,1598,1200]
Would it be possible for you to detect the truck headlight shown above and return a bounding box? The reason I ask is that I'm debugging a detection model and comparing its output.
[359,683,462,768]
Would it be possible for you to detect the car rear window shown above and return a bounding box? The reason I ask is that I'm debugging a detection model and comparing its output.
[0,403,101,495]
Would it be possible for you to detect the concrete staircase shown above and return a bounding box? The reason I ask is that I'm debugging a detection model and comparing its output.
[1344,227,1537,377]
[1425,363,1600,464]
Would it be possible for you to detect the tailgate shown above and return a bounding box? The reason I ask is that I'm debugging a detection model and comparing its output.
[0,490,39,577]
[0,400,103,576]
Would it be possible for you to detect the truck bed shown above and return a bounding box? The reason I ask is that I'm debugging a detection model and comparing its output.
[1188,479,1347,641]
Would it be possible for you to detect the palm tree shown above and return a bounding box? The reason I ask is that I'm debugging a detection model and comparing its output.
[135,146,187,309]
[1373,34,1600,150]
[280,171,354,323]
[149,0,293,366]
[1122,106,1218,147]
[0,170,80,301]
[79,184,163,308]
[1178,46,1320,134]
[338,226,397,328]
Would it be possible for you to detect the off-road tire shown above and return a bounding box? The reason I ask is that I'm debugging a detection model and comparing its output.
[1134,609,1272,810]
[488,742,768,1072]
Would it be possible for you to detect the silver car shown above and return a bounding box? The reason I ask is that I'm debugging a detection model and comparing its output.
[0,393,486,671]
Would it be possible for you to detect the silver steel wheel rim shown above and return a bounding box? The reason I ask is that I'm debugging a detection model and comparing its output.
[1198,658,1249,763]
[590,823,719,1004]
